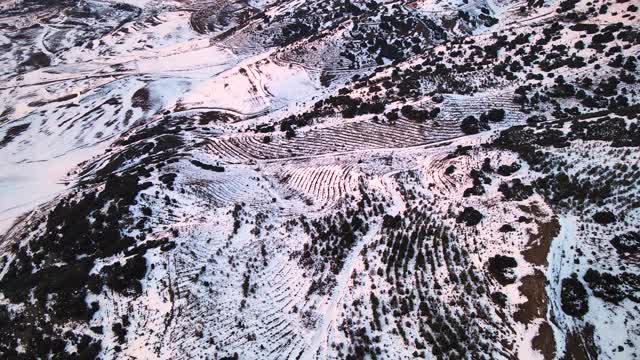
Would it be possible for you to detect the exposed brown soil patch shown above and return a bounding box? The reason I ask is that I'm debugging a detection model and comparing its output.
[514,269,548,324]
[564,323,598,360]
[532,321,556,360]
[522,217,561,266]
[517,204,559,358]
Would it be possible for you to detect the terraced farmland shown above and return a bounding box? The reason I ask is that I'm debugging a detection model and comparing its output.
[0,0,639,358]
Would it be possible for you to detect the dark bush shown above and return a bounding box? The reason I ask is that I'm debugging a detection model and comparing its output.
[460,116,490,135]
[101,255,147,296]
[526,115,546,125]
[0,124,30,149]
[487,255,517,285]
[561,274,589,317]
[491,291,508,307]
[480,108,506,123]
[592,211,616,225]
[112,322,127,344]
[382,214,402,229]
[191,160,224,172]
[456,207,483,226]
[611,231,640,253]
[131,87,151,111]
[159,173,177,188]
[583,269,640,304]
[499,224,515,232]
[20,52,51,68]
[497,162,521,176]
[498,179,533,201]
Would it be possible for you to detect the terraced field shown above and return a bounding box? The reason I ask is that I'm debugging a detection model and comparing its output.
[206,118,461,162]
[0,0,639,358]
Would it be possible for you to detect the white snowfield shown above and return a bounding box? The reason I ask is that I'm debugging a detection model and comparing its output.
[0,0,639,358]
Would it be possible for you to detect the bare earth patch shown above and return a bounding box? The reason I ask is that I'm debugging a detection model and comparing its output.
[564,324,599,360]
[514,269,548,324]
[517,204,561,358]
[522,217,561,266]
[532,321,556,360]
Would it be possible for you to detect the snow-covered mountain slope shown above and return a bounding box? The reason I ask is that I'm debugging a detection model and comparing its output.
[0,0,639,358]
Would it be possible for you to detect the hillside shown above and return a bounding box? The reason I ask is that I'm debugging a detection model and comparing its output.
[0,0,639,358]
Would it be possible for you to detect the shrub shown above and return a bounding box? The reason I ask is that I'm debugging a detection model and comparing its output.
[592,211,616,225]
[191,160,224,172]
[112,322,127,344]
[456,207,483,226]
[497,162,521,176]
[101,255,147,296]
[611,231,640,253]
[560,274,589,317]
[491,291,508,307]
[487,255,517,285]
[498,179,533,201]
[499,224,515,232]
[582,269,640,304]
[460,116,490,135]
[480,108,506,122]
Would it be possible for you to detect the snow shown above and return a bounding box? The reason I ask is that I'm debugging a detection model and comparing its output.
[0,141,109,234]
[302,224,381,359]
[179,52,320,115]
[1,0,639,358]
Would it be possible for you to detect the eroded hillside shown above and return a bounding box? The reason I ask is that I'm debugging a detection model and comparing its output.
[0,0,639,358]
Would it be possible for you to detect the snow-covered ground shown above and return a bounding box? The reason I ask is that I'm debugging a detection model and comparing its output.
[0,0,639,358]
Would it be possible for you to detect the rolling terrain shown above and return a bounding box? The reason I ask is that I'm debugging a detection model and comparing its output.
[0,0,639,358]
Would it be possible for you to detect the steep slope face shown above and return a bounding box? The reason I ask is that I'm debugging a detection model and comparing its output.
[0,0,639,358]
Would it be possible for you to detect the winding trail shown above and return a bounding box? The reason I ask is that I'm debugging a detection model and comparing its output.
[301,170,406,359]
[301,225,380,360]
